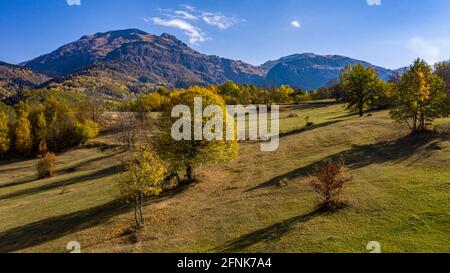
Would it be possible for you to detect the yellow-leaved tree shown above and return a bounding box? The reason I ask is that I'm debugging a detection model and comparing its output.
[35,112,48,155]
[118,145,167,227]
[0,111,10,155]
[15,110,33,154]
[154,86,239,181]
[390,59,449,133]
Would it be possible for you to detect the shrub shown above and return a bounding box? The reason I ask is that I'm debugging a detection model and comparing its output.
[36,152,57,178]
[310,159,352,210]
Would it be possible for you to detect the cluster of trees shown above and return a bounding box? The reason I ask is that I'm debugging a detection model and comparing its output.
[0,94,100,158]
[216,81,335,104]
[122,81,337,115]
[118,87,239,226]
[337,59,450,133]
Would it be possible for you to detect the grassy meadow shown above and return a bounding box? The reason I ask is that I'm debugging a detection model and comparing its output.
[1,101,449,253]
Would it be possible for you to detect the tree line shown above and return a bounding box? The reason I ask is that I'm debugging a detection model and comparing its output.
[339,59,450,133]
[0,94,101,158]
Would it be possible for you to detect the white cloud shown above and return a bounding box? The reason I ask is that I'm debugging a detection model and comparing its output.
[291,20,301,28]
[147,5,242,44]
[66,0,81,6]
[201,12,238,30]
[174,10,198,21]
[408,36,450,64]
[367,0,381,6]
[179,4,196,12]
[148,17,207,44]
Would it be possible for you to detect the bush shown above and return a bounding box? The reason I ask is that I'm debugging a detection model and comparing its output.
[310,159,352,210]
[36,152,57,179]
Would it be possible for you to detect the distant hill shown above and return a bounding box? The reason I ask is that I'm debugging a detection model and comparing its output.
[261,53,393,90]
[0,61,50,101]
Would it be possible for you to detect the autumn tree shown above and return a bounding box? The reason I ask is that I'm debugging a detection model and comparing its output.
[118,146,167,227]
[0,111,10,155]
[434,61,450,95]
[154,87,239,181]
[271,85,294,103]
[310,159,352,210]
[35,112,48,155]
[81,88,105,123]
[15,110,33,154]
[390,59,449,133]
[339,64,384,117]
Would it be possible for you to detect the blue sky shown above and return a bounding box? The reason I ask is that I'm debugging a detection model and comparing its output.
[1,0,450,69]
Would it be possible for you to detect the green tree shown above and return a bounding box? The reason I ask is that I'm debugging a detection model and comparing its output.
[339,64,383,117]
[0,111,10,155]
[390,59,449,133]
[15,110,33,154]
[118,146,167,227]
[155,87,239,181]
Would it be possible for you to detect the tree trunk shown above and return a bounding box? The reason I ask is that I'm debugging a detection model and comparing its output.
[186,166,194,181]
[134,197,140,227]
[359,95,364,117]
[139,195,144,225]
[420,114,425,131]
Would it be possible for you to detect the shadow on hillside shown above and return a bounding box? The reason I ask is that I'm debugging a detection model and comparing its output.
[0,176,38,190]
[284,101,340,111]
[0,165,122,201]
[0,150,124,190]
[246,132,441,192]
[214,206,326,252]
[56,150,124,175]
[279,120,344,139]
[0,184,191,253]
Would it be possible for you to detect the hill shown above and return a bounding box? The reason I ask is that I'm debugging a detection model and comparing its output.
[261,53,393,90]
[0,61,50,101]
[0,102,449,253]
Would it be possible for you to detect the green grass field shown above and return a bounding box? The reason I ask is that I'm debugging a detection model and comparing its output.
[1,101,449,253]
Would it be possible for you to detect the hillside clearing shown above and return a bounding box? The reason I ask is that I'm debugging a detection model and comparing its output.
[0,101,449,253]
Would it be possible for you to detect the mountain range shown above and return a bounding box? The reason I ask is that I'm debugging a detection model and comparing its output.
[0,28,417,101]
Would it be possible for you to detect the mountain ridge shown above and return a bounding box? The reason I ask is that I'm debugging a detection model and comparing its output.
[0,28,426,101]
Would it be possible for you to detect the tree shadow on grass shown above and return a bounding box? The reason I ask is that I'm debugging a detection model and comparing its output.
[0,165,122,201]
[246,132,441,192]
[284,101,341,111]
[214,206,326,253]
[279,120,344,139]
[0,184,191,253]
[0,148,125,190]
